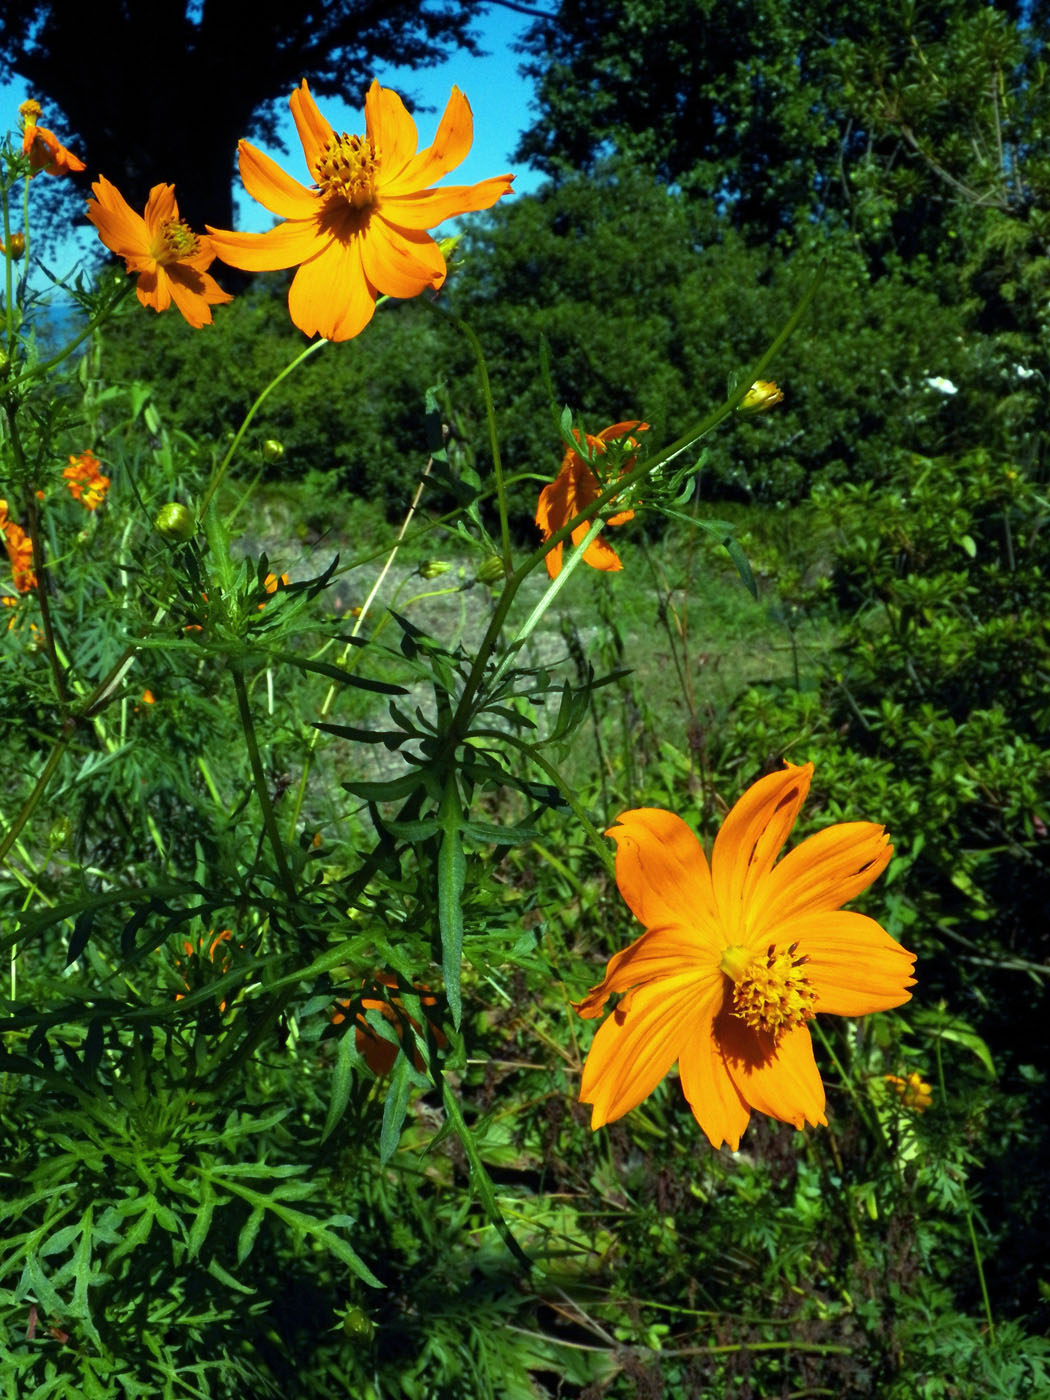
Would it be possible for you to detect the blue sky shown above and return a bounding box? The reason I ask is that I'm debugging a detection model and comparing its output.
[2,4,543,275]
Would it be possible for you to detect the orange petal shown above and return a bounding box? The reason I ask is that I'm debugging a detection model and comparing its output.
[239,140,318,219]
[783,911,916,1015]
[718,1014,827,1130]
[677,992,752,1150]
[365,81,419,182]
[751,823,893,937]
[135,268,170,315]
[86,177,149,259]
[574,925,721,1019]
[290,80,335,177]
[711,763,813,943]
[288,234,376,341]
[165,264,234,328]
[606,808,722,941]
[207,219,324,272]
[143,183,177,239]
[378,174,515,230]
[360,218,446,299]
[579,974,716,1128]
[596,421,649,443]
[575,528,621,572]
[382,85,473,195]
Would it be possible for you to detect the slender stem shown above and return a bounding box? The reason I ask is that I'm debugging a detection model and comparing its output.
[444,310,512,570]
[18,280,135,385]
[198,337,329,517]
[231,665,295,900]
[284,452,436,842]
[471,728,615,877]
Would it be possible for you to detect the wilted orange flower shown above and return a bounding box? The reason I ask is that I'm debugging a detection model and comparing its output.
[207,79,514,342]
[86,178,232,328]
[535,421,648,580]
[885,1070,932,1113]
[332,973,446,1076]
[19,100,85,178]
[576,762,916,1150]
[62,451,110,510]
[0,500,36,593]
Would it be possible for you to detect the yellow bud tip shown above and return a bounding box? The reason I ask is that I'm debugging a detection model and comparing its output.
[737,380,784,415]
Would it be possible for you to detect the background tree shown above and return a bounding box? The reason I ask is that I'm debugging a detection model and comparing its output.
[0,0,481,231]
[514,0,1050,264]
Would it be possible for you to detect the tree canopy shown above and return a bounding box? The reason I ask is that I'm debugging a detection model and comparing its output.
[0,0,481,231]
[514,0,1050,263]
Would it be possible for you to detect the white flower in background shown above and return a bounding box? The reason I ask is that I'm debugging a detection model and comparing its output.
[924,376,958,396]
[1014,364,1037,380]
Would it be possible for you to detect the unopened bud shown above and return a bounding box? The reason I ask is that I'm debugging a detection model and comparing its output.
[4,232,25,260]
[475,555,506,585]
[737,380,784,415]
[154,502,195,541]
[418,559,452,580]
[262,438,285,463]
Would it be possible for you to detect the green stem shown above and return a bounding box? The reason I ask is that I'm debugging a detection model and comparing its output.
[452,265,823,734]
[198,337,329,517]
[471,728,615,877]
[231,665,295,900]
[428,304,512,571]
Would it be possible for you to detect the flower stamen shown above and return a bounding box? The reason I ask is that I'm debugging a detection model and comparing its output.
[721,941,817,1041]
[154,218,200,264]
[316,132,379,210]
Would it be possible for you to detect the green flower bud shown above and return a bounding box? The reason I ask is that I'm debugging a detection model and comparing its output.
[340,1306,375,1341]
[475,555,506,585]
[154,502,195,541]
[418,559,452,580]
[49,816,72,848]
[262,438,285,463]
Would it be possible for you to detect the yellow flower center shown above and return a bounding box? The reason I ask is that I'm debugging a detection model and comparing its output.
[719,941,817,1041]
[316,132,379,210]
[154,218,200,265]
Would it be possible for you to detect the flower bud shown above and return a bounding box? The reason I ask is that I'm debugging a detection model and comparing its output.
[262,438,285,462]
[418,559,452,580]
[4,232,26,260]
[475,555,506,585]
[737,380,784,415]
[154,502,195,541]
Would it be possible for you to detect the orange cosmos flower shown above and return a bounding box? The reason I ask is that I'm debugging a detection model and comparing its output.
[62,451,110,510]
[575,762,916,1150]
[19,100,85,178]
[884,1070,933,1113]
[0,500,36,593]
[535,421,648,580]
[206,79,514,341]
[258,571,290,609]
[86,178,232,328]
[332,973,446,1076]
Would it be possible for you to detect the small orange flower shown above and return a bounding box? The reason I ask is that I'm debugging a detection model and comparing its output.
[576,762,916,1150]
[258,571,290,609]
[0,500,36,593]
[86,178,232,328]
[62,451,110,510]
[207,79,514,341]
[535,421,648,580]
[19,99,85,178]
[175,929,234,1012]
[332,973,446,1076]
[884,1070,933,1113]
[141,688,156,705]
